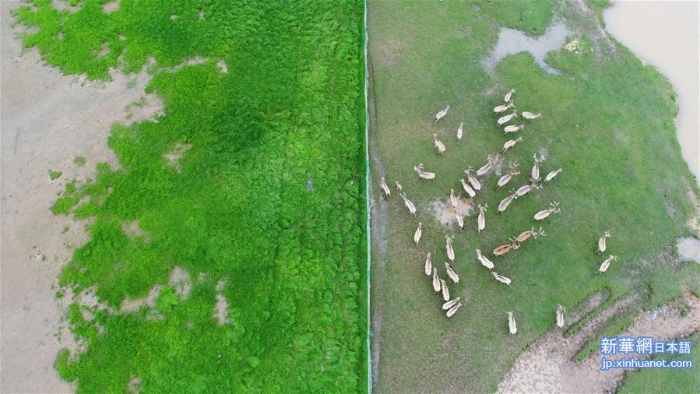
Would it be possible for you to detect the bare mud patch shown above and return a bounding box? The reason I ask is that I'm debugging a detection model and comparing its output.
[376,39,404,68]
[677,237,700,264]
[102,0,120,14]
[429,197,474,228]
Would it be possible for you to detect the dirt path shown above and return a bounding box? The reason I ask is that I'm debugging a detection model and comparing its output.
[0,2,161,392]
[497,292,700,393]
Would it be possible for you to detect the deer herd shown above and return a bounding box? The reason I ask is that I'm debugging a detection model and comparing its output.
[377,88,618,334]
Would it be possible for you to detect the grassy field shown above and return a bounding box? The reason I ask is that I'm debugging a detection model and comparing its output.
[367,0,699,392]
[15,0,367,392]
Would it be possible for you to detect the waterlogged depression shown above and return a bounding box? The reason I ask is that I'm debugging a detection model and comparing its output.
[604,1,700,185]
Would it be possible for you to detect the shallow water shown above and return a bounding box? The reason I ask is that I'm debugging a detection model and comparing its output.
[482,21,572,75]
[604,1,700,185]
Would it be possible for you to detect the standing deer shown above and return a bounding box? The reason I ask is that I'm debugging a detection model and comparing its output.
[433,133,446,154]
[432,268,442,292]
[455,213,464,230]
[515,182,541,198]
[443,297,460,310]
[457,122,464,141]
[497,111,518,126]
[597,230,611,254]
[441,279,450,301]
[476,155,497,177]
[556,304,565,327]
[507,311,517,334]
[533,202,560,221]
[413,222,422,245]
[494,101,515,114]
[435,105,450,124]
[597,255,617,274]
[395,180,403,192]
[503,124,524,134]
[450,188,459,208]
[521,111,541,120]
[476,249,494,270]
[501,136,523,154]
[515,227,545,243]
[414,163,436,180]
[445,235,455,262]
[531,153,545,182]
[477,204,487,233]
[379,176,391,197]
[493,239,519,257]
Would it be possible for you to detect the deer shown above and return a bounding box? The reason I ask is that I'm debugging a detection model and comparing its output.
[503,124,525,134]
[501,136,523,154]
[379,176,391,197]
[521,111,541,120]
[533,202,560,221]
[496,161,520,189]
[445,235,455,262]
[414,163,436,180]
[460,178,477,198]
[433,133,446,154]
[445,262,459,283]
[446,302,462,318]
[492,271,512,286]
[515,227,545,244]
[432,268,442,292]
[493,238,520,257]
[504,88,515,103]
[450,188,459,208]
[507,311,517,334]
[441,279,450,301]
[494,101,514,114]
[497,111,518,126]
[515,182,540,198]
[597,230,611,254]
[455,212,464,230]
[424,252,432,276]
[476,249,494,270]
[395,180,403,192]
[400,192,417,215]
[544,168,562,183]
[497,190,518,214]
[531,153,545,182]
[597,255,617,274]
[443,297,460,310]
[476,154,498,177]
[556,304,565,327]
[413,222,422,245]
[435,105,450,124]
[464,167,482,191]
[457,122,464,141]
[477,203,487,233]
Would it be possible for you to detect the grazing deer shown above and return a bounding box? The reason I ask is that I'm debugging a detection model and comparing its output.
[460,178,477,198]
[455,212,464,230]
[515,182,540,198]
[465,167,482,191]
[476,249,494,270]
[443,297,460,310]
[445,262,459,283]
[504,88,515,103]
[395,180,403,192]
[544,168,562,183]
[450,188,459,208]
[556,304,565,327]
[492,271,512,286]
[457,122,464,141]
[597,255,617,274]
[400,192,417,215]
[446,302,462,318]
[533,202,560,221]
[433,133,446,154]
[432,268,442,292]
[476,155,496,177]
[413,222,422,245]
[445,235,455,262]
[414,163,436,180]
[597,230,611,254]
[441,279,450,301]
[435,105,450,124]
[425,252,432,276]
[503,124,524,134]
[497,190,518,214]
[531,153,545,182]
[496,162,520,189]
[477,204,487,233]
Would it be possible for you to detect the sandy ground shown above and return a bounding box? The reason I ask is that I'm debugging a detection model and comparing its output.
[0,2,161,392]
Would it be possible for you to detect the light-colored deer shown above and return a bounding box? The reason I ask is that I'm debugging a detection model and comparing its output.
[533,202,560,221]
[435,105,450,124]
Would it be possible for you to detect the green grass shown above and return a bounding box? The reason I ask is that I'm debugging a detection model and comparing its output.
[15,0,367,392]
[367,0,699,392]
[49,169,62,180]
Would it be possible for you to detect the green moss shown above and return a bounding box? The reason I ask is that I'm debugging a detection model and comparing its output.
[49,170,62,180]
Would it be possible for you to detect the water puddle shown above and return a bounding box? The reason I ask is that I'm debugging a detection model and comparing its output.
[603,2,699,184]
[482,21,572,75]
